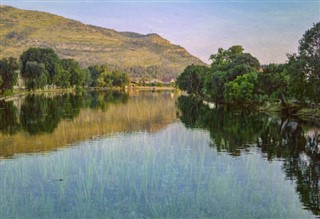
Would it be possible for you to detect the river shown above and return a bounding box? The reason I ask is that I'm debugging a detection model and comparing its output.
[0,91,319,218]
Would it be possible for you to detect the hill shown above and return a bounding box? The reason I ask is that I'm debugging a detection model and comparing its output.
[0,5,206,79]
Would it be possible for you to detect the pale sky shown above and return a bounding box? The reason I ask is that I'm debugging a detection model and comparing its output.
[2,0,320,64]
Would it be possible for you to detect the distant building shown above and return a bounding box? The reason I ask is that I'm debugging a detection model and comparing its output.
[161,77,176,84]
[149,79,163,84]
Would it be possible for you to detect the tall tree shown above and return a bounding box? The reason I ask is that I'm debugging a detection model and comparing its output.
[88,65,104,87]
[20,48,62,85]
[111,70,129,87]
[258,63,289,105]
[210,45,244,68]
[61,59,83,87]
[23,61,48,90]
[0,57,19,93]
[204,46,260,103]
[176,64,208,97]
[297,22,320,103]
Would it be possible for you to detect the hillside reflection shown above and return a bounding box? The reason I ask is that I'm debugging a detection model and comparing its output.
[0,91,177,158]
[177,95,320,217]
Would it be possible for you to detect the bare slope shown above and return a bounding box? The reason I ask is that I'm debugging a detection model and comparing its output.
[0,5,205,78]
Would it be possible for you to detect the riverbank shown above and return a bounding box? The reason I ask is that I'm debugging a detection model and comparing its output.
[128,86,175,91]
[201,97,320,123]
[0,86,176,101]
[261,102,320,122]
[0,88,75,101]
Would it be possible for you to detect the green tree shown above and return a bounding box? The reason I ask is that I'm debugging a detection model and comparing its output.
[176,64,208,97]
[297,22,320,103]
[258,63,289,105]
[225,71,259,105]
[61,59,84,87]
[0,57,19,93]
[111,70,129,87]
[204,70,227,103]
[23,61,48,90]
[54,68,71,88]
[210,45,244,67]
[20,47,62,85]
[98,67,113,87]
[82,68,92,87]
[231,53,260,70]
[88,65,104,87]
[204,46,260,104]
[89,65,130,88]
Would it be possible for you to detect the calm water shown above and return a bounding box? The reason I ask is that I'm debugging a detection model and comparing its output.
[0,91,319,218]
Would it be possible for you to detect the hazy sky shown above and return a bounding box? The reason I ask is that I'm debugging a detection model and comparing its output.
[2,0,320,64]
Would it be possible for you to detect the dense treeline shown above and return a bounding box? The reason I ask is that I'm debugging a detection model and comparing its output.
[177,22,320,108]
[0,48,129,94]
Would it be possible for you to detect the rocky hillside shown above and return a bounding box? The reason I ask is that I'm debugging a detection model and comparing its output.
[0,5,206,78]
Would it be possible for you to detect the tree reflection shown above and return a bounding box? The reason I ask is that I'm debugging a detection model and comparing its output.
[20,95,63,135]
[86,91,129,111]
[0,91,129,136]
[177,95,320,217]
[0,100,20,134]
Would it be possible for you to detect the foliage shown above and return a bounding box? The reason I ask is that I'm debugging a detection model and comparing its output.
[61,59,83,87]
[23,61,48,90]
[54,69,71,88]
[89,65,129,88]
[209,45,244,67]
[0,57,19,93]
[296,22,320,103]
[88,65,104,87]
[176,64,208,96]
[258,63,289,103]
[111,70,129,87]
[225,71,259,105]
[18,47,126,90]
[82,68,92,87]
[203,46,261,104]
[204,70,227,103]
[178,23,320,107]
[20,47,62,85]
[230,53,260,70]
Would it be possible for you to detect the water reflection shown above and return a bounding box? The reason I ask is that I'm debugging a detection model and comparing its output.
[0,91,176,158]
[177,95,320,217]
[0,92,318,218]
[0,92,130,136]
[0,100,20,134]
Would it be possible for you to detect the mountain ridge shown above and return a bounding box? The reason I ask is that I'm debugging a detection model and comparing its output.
[0,5,206,79]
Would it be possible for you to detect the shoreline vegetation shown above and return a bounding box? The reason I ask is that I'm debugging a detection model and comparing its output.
[1,23,319,122]
[176,22,320,121]
[0,86,176,101]
[0,46,176,100]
